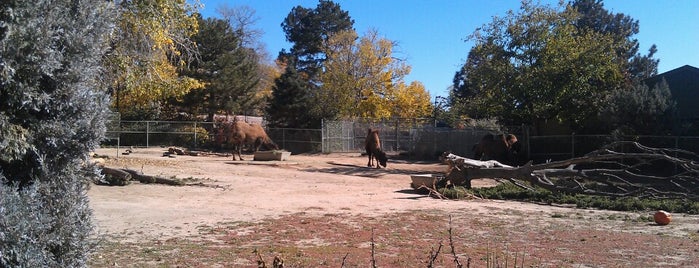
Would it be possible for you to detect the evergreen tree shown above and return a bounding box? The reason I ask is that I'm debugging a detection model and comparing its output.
[178,15,262,121]
[602,79,676,135]
[267,61,315,128]
[0,0,115,266]
[571,0,659,81]
[281,0,354,81]
[270,0,354,128]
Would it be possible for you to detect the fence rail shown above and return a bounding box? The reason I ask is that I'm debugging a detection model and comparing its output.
[104,119,699,162]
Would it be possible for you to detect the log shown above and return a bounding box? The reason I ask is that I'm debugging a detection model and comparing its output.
[121,168,185,186]
[99,166,132,186]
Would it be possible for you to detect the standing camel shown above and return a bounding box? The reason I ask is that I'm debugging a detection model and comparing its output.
[365,128,387,168]
[226,121,279,160]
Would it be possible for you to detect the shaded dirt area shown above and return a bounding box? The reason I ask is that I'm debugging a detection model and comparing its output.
[88,147,699,267]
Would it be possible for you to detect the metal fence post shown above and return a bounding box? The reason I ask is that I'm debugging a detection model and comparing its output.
[146,121,150,147]
[395,119,399,151]
[193,121,197,149]
[321,119,325,153]
[282,128,286,149]
[571,133,575,158]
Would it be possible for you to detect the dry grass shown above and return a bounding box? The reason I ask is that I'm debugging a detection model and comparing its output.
[90,209,699,267]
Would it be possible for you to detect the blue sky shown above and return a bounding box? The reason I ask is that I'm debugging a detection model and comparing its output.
[195,0,699,99]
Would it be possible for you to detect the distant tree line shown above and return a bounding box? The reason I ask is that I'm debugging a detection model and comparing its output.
[102,0,433,128]
[104,0,678,137]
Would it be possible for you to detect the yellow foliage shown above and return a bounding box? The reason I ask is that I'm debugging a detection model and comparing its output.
[393,81,433,118]
[320,29,431,119]
[108,0,202,113]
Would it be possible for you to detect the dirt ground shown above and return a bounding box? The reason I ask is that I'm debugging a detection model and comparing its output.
[88,147,699,267]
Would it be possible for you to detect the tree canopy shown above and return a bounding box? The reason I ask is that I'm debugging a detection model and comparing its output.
[271,1,431,126]
[106,0,203,119]
[318,29,431,119]
[269,0,355,127]
[281,0,354,81]
[450,0,660,133]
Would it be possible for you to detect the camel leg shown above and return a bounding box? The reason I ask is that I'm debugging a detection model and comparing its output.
[372,149,381,169]
[234,144,244,161]
[367,153,373,167]
[253,137,262,152]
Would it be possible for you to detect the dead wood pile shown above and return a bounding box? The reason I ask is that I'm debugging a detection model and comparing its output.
[442,141,699,200]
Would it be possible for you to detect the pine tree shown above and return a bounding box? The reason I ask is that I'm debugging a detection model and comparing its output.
[267,62,315,128]
[0,0,115,266]
[178,16,262,121]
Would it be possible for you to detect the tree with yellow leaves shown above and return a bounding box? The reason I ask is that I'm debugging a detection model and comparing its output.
[105,0,203,119]
[393,81,433,118]
[319,29,432,119]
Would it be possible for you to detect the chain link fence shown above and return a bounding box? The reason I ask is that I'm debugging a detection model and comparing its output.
[104,120,320,154]
[527,134,699,162]
[103,117,699,162]
[321,118,494,159]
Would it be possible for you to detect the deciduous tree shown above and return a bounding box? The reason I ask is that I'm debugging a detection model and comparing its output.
[319,29,431,119]
[106,0,202,119]
[452,1,631,132]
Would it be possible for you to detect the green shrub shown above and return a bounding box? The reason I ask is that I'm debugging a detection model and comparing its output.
[439,186,470,199]
[458,183,699,214]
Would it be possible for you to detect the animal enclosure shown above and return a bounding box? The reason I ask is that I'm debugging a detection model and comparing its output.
[103,118,699,162]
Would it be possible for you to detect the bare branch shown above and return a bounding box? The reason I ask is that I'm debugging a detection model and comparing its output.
[441,141,699,200]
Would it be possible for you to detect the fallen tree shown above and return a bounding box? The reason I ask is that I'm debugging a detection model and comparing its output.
[442,141,699,200]
[98,167,184,186]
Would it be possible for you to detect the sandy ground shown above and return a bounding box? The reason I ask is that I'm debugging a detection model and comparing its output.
[89,147,698,239]
[89,147,497,239]
[87,147,699,266]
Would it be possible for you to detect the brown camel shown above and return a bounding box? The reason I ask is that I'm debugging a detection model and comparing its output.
[365,128,387,168]
[225,121,279,160]
[473,133,520,165]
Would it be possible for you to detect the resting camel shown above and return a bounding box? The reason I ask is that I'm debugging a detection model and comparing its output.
[225,121,279,160]
[473,133,520,165]
[365,128,387,168]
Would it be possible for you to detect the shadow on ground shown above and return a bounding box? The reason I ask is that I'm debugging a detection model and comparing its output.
[302,161,442,178]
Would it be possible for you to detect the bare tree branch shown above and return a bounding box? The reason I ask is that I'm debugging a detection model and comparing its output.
[442,142,699,200]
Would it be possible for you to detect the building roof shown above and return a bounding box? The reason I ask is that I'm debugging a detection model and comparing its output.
[644,65,699,86]
[643,65,699,122]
